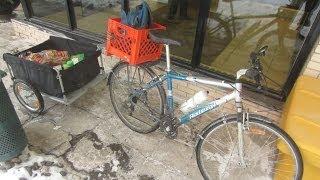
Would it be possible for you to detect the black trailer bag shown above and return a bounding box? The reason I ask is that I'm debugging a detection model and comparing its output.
[3,36,101,97]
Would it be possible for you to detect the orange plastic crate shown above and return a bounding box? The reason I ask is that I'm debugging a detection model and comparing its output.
[105,18,166,65]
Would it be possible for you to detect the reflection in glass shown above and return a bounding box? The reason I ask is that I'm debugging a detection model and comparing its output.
[152,0,199,61]
[201,0,319,90]
[72,0,199,61]
[31,0,69,25]
[73,0,119,34]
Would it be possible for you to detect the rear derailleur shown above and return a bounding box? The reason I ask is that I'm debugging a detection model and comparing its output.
[160,113,179,139]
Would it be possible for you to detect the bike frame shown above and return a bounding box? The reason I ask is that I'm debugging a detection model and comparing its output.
[142,45,247,125]
[139,44,249,165]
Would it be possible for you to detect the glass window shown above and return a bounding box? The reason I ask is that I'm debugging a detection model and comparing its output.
[74,0,199,61]
[201,0,320,90]
[151,0,199,61]
[73,0,119,34]
[31,0,69,26]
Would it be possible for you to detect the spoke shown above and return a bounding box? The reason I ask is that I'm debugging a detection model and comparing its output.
[141,69,146,84]
[202,138,230,157]
[126,65,130,81]
[206,133,231,150]
[124,101,158,128]
[250,167,262,179]
[112,71,131,91]
[126,65,132,89]
[248,164,259,178]
[220,141,237,179]
[268,161,295,166]
[258,130,273,152]
[251,136,280,161]
[111,65,163,131]
[270,168,295,174]
[113,73,136,91]
[205,138,229,152]
[249,148,280,173]
[132,66,138,81]
[112,76,129,93]
[135,98,161,118]
[272,172,291,180]
[268,158,295,163]
[114,70,159,115]
[138,67,142,85]
[129,113,156,127]
[226,123,234,146]
[251,151,287,164]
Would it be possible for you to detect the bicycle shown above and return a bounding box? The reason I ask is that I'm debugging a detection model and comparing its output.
[108,34,303,179]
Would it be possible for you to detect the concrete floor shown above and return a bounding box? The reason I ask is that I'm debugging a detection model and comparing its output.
[0,10,203,180]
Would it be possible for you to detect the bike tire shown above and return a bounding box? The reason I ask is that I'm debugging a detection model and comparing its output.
[196,114,303,180]
[13,79,44,114]
[108,62,166,134]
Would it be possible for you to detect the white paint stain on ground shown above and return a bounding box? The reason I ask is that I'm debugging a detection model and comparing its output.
[202,137,273,180]
[0,151,84,180]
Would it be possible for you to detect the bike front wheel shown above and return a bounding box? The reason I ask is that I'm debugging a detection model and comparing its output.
[196,114,303,180]
[108,62,166,134]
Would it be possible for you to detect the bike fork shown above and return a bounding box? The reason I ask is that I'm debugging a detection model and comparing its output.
[237,122,246,167]
[237,112,250,167]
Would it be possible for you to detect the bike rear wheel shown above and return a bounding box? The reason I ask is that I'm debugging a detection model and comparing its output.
[108,62,166,133]
[196,114,303,180]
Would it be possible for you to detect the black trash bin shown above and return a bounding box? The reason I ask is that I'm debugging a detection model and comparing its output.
[0,70,27,161]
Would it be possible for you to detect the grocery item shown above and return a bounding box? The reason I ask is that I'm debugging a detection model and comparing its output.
[70,53,85,64]
[62,53,85,70]
[22,50,69,66]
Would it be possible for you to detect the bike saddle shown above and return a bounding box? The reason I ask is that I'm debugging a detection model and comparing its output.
[149,33,182,46]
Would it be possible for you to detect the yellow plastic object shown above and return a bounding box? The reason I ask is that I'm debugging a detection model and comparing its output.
[279,76,320,179]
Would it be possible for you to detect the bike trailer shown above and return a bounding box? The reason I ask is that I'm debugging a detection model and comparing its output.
[3,36,101,98]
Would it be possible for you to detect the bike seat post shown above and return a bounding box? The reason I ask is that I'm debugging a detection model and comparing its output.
[165,44,171,72]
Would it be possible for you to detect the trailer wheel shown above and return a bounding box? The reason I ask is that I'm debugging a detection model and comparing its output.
[13,79,44,114]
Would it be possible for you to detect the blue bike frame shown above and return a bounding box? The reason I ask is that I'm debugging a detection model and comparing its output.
[141,45,246,125]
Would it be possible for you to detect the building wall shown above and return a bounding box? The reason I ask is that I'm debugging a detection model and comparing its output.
[302,37,320,78]
[11,19,67,43]
[11,19,282,131]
